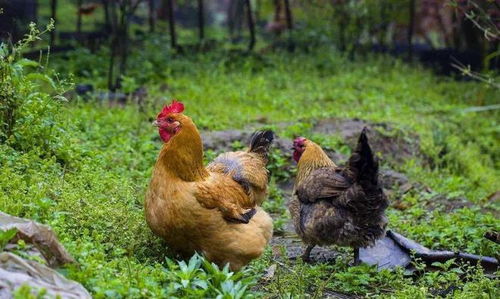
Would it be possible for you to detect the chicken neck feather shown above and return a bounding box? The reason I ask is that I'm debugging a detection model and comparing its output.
[158,116,209,182]
[296,141,336,183]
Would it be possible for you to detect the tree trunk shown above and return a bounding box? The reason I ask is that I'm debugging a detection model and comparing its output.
[198,0,205,42]
[408,0,416,61]
[167,0,177,49]
[283,0,292,30]
[378,2,387,48]
[228,0,245,42]
[273,0,281,23]
[108,40,116,91]
[283,0,293,51]
[76,0,82,34]
[107,0,118,91]
[117,7,129,89]
[149,0,156,32]
[102,0,111,31]
[245,0,255,51]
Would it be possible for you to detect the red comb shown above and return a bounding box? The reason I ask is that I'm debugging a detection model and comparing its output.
[158,100,185,118]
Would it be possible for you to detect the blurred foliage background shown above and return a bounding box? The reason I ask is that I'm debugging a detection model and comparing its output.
[0,0,499,298]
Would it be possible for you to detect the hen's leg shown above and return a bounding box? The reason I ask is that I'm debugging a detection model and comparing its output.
[302,245,315,263]
[353,247,360,265]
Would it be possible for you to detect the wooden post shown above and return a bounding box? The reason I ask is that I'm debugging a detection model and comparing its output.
[149,0,156,32]
[198,0,204,42]
[245,0,255,51]
[408,0,416,61]
[50,0,57,48]
[167,0,177,49]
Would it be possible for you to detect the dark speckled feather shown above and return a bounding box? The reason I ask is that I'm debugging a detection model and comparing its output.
[296,167,351,203]
[290,128,389,250]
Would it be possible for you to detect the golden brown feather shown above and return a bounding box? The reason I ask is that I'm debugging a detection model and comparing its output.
[145,103,273,270]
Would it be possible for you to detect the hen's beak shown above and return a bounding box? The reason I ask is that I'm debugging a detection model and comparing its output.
[152,120,159,127]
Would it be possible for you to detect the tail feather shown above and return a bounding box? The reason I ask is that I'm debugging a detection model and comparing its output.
[248,130,274,156]
[345,127,388,214]
[347,127,379,186]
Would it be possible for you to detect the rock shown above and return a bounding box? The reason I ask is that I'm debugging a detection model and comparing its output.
[400,183,414,194]
[486,190,500,203]
[0,253,91,299]
[359,233,412,270]
[0,212,90,298]
[424,194,474,213]
[0,212,74,267]
[75,84,94,96]
[261,264,277,282]
[380,169,409,189]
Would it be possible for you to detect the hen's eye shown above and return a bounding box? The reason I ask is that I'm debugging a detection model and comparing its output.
[167,117,174,123]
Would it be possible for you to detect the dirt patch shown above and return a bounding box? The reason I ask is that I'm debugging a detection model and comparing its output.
[388,181,479,214]
[380,169,409,189]
[202,117,421,167]
[270,235,340,263]
[202,130,253,152]
[312,118,421,165]
[201,129,307,156]
[424,194,475,213]
[202,129,346,164]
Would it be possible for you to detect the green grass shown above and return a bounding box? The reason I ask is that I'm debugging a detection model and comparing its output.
[1,28,499,298]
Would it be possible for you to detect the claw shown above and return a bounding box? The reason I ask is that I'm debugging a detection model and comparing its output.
[302,244,315,263]
[302,255,312,263]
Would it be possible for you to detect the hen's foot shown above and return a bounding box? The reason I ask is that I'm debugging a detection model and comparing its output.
[301,245,315,263]
[353,247,360,266]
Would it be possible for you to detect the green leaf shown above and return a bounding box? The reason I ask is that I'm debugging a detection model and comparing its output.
[0,228,18,251]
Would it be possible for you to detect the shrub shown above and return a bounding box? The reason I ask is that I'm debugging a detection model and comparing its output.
[0,21,74,164]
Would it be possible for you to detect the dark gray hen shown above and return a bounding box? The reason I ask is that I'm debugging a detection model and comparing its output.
[290,128,389,262]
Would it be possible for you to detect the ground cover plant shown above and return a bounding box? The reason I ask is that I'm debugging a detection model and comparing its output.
[1,21,499,298]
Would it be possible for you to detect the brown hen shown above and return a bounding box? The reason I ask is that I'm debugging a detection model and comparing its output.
[145,100,273,271]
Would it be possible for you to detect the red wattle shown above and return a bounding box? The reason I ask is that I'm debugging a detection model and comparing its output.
[159,128,172,143]
[293,151,301,163]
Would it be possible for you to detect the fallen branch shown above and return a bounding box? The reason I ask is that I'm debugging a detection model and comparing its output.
[387,230,499,272]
